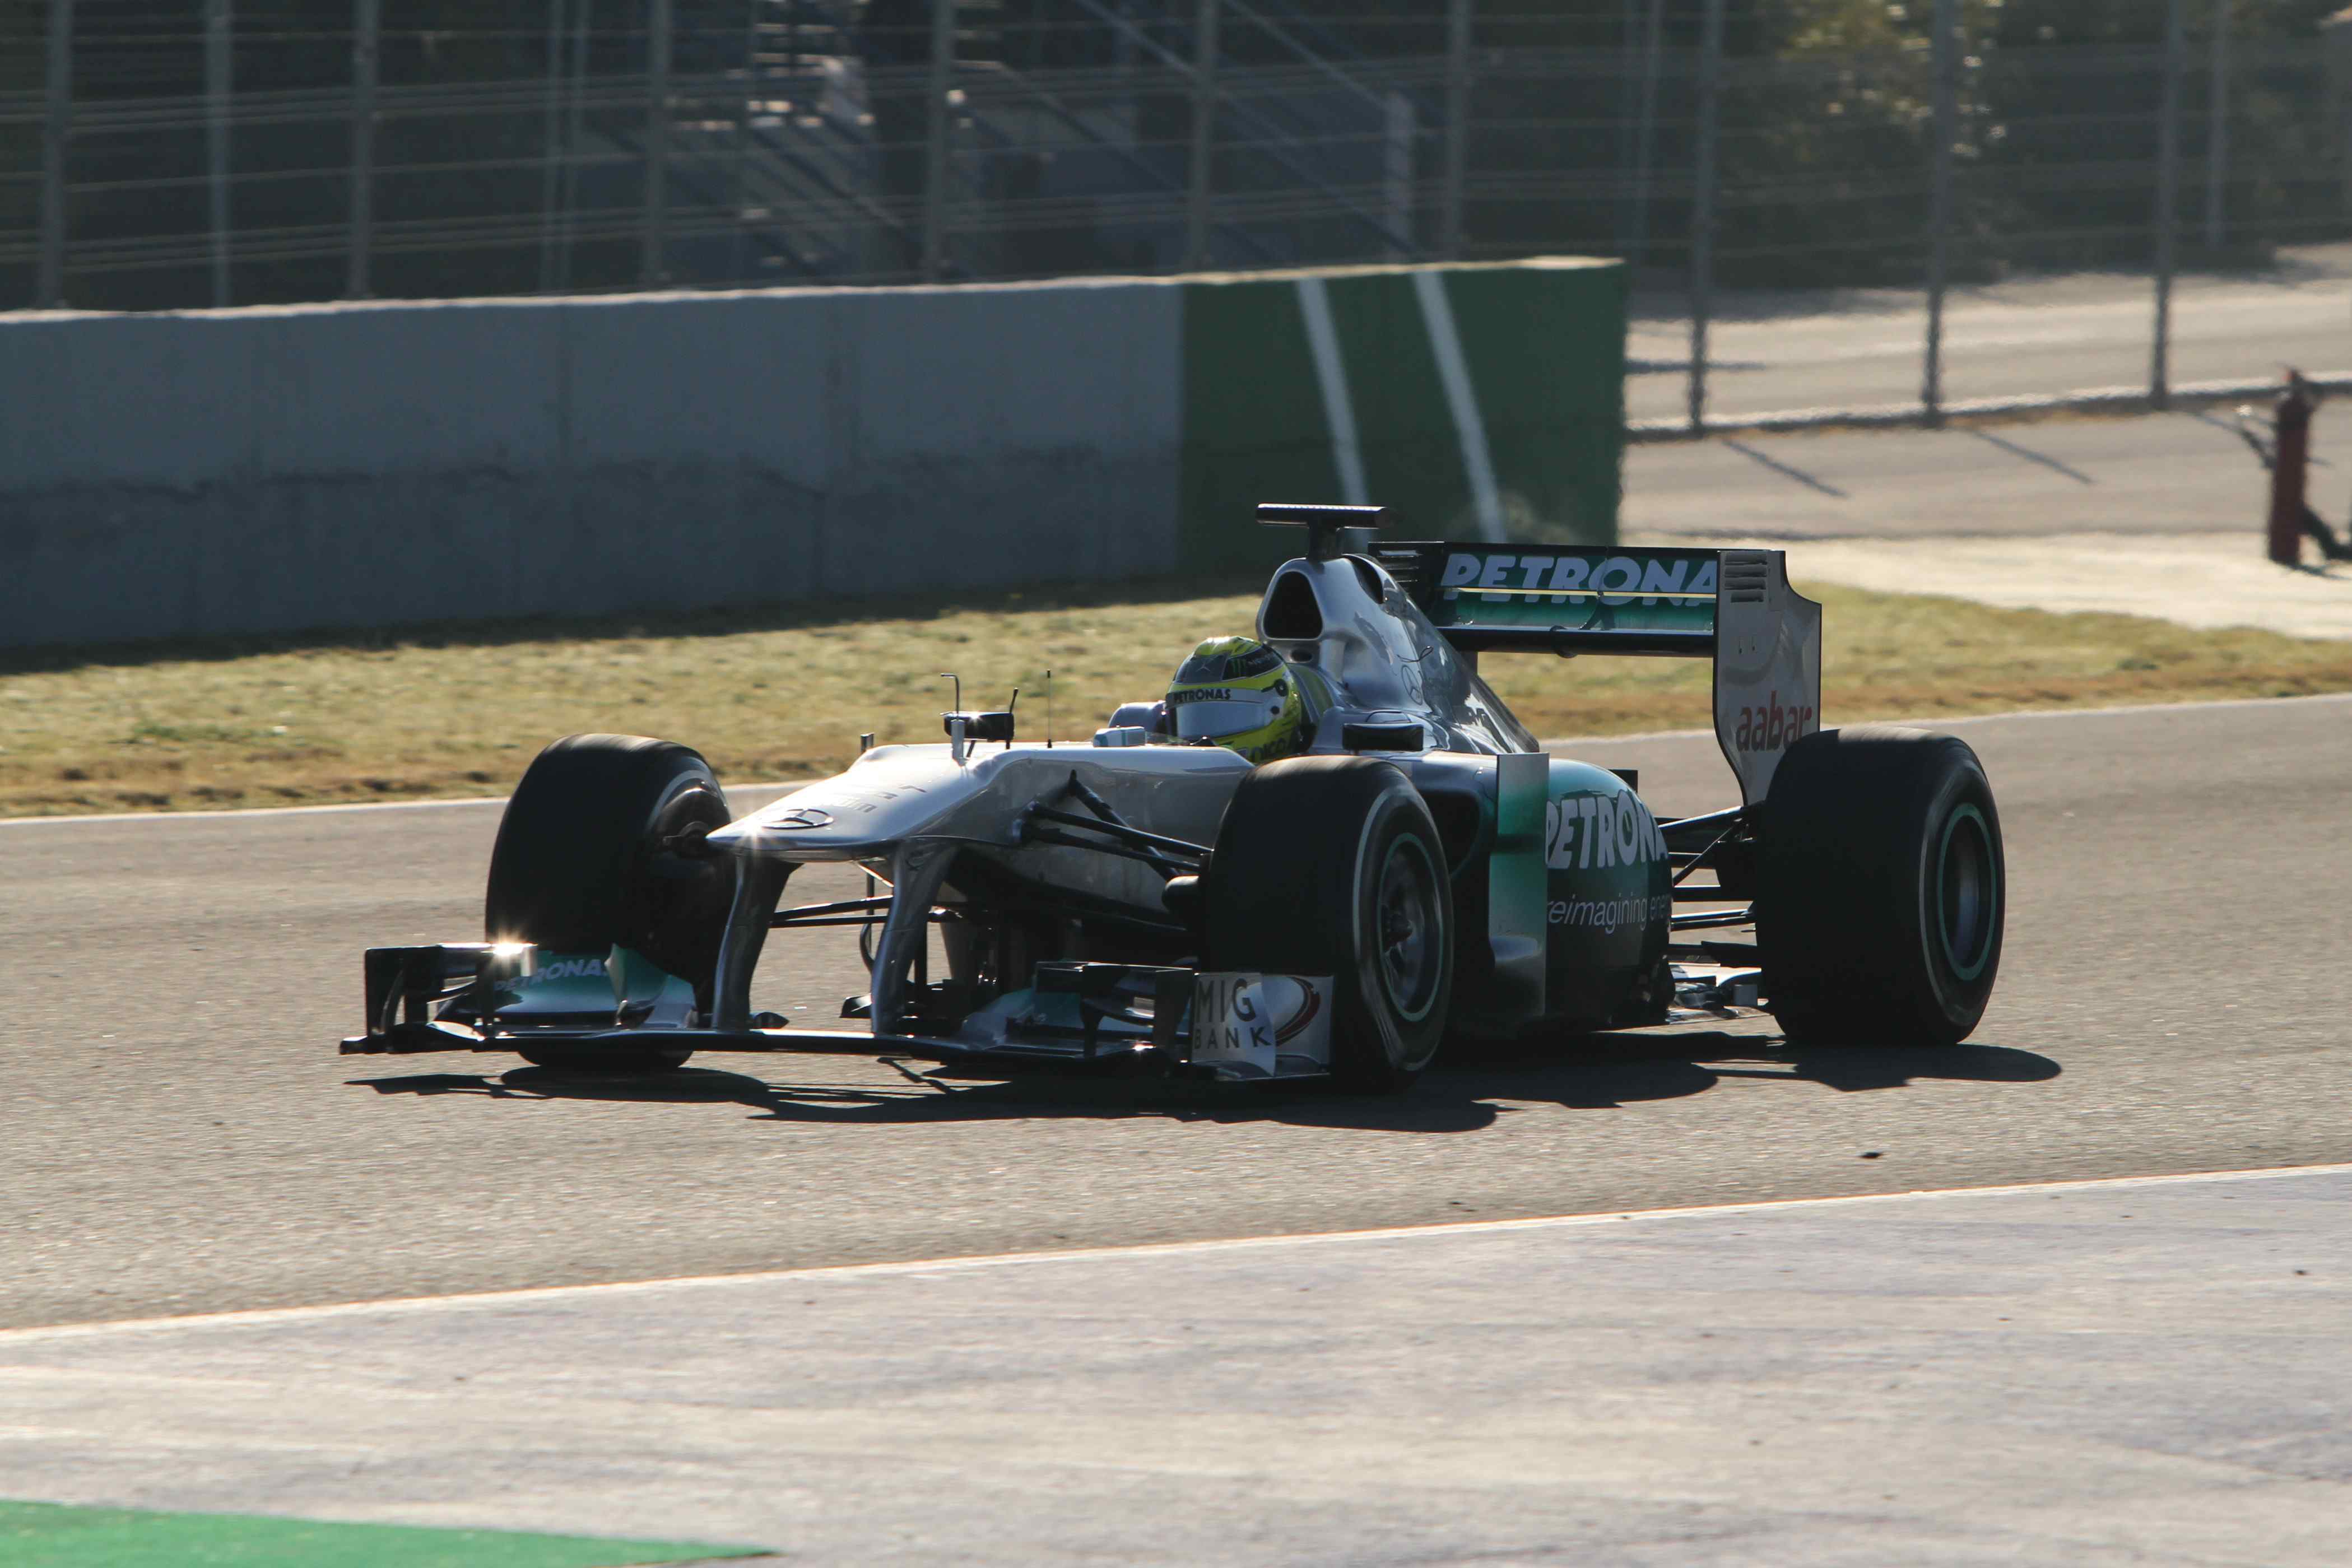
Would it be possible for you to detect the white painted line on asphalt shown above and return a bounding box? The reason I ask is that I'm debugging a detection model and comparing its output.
[8,1161,2348,1347]
[1534,688,2352,752]
[1932,688,2352,728]
[1413,269,1505,542]
[0,795,513,829]
[1295,276,1368,506]
[0,780,809,829]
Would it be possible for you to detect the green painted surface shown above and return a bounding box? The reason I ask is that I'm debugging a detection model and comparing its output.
[1322,271,1459,540]
[1441,261,1626,546]
[0,1499,763,1568]
[1177,259,1625,576]
[1176,271,1338,578]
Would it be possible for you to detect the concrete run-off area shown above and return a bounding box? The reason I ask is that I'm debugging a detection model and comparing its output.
[1782,531,2351,640]
[1627,410,2352,636]
[2,1165,2344,1566]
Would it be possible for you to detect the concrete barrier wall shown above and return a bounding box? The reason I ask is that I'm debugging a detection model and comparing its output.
[0,260,1620,650]
[0,281,1184,648]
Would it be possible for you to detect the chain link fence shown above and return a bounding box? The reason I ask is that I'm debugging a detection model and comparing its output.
[3,1,2345,427]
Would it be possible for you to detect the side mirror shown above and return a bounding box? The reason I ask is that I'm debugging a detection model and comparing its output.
[946,710,1016,744]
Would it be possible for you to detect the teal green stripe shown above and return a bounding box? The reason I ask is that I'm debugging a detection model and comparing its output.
[0,1499,765,1568]
[1178,274,1342,576]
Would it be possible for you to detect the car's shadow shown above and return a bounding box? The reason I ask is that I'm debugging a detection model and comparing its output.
[350,1029,2058,1133]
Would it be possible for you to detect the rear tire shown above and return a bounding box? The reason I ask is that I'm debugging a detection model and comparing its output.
[1201,756,1453,1092]
[1757,726,2005,1046]
[485,734,733,1074]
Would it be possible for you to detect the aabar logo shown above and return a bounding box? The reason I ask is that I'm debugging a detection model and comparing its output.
[1731,692,1815,755]
[1438,553,1718,606]
[1542,791,1667,871]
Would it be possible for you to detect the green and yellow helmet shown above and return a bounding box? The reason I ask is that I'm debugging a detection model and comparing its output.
[1166,636,1311,764]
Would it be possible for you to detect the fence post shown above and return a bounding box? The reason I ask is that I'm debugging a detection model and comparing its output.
[1185,0,1219,271]
[2151,0,2187,410]
[1615,0,1638,251]
[642,0,672,287]
[1384,91,1414,258]
[921,0,955,282]
[347,0,378,299]
[1922,0,1956,424]
[2204,0,2230,250]
[38,0,72,308]
[555,0,592,293]
[538,0,570,294]
[207,0,234,308]
[1629,0,1663,269]
[1687,0,1726,435]
[728,0,756,284]
[1441,0,1471,259]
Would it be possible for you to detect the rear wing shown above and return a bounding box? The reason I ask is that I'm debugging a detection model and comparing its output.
[1372,542,1823,805]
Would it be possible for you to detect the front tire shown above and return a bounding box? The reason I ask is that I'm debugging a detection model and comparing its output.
[1757,726,2005,1046]
[485,734,733,1074]
[1201,756,1454,1092]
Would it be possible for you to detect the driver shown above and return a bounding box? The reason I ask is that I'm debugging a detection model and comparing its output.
[1164,636,1318,764]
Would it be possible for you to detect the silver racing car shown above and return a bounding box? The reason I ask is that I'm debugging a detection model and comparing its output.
[342,504,2005,1092]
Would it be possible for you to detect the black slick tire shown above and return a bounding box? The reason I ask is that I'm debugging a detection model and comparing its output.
[1757,725,2005,1046]
[484,734,732,1074]
[1201,756,1453,1093]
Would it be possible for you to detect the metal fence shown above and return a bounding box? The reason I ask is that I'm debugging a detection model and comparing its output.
[4,1,2344,429]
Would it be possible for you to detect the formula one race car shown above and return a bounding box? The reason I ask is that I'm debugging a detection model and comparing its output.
[341,504,2005,1092]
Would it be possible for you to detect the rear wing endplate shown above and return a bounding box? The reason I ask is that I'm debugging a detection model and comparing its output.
[1373,542,1823,804]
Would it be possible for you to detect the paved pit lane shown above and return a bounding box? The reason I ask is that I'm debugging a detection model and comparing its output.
[3,1165,2346,1565]
[2,695,2349,1334]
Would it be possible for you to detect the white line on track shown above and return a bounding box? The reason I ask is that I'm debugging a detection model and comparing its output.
[1535,688,2352,751]
[6,690,2347,831]
[0,780,810,829]
[7,1161,2346,1347]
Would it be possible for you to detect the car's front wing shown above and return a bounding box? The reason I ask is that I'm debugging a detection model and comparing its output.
[338,942,1338,1083]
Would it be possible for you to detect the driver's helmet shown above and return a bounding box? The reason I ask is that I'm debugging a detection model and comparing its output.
[1166,636,1310,764]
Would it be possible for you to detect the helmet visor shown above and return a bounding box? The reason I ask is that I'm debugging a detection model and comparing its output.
[1172,694,1284,743]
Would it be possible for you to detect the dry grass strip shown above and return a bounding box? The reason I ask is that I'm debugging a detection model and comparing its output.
[4,578,2349,817]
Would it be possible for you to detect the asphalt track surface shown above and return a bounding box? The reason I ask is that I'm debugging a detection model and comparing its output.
[7,1166,2346,1565]
[1622,406,2293,543]
[6,694,2349,1334]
